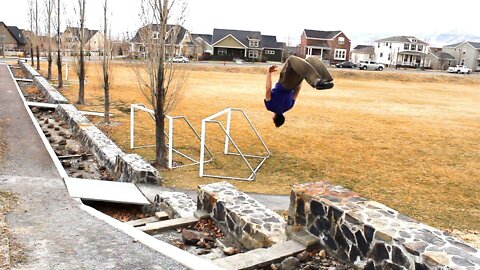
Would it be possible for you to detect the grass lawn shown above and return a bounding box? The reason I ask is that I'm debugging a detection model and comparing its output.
[37,61,480,231]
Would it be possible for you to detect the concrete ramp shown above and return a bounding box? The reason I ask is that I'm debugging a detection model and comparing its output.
[64,177,150,205]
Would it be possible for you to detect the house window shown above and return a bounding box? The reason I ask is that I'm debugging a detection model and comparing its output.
[380,52,383,57]
[249,50,259,58]
[153,31,159,39]
[410,44,416,50]
[265,50,275,55]
[460,58,465,65]
[218,48,227,55]
[377,43,380,48]
[338,37,345,45]
[249,40,259,47]
[418,45,423,52]
[385,42,389,47]
[334,49,346,60]
[388,54,391,61]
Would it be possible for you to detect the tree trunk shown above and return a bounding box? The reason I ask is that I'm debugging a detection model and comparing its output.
[56,0,63,88]
[30,47,35,66]
[154,64,167,167]
[47,51,52,79]
[104,80,110,123]
[78,49,85,104]
[36,46,40,70]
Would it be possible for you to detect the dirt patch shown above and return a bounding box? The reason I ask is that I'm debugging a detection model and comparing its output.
[0,191,19,268]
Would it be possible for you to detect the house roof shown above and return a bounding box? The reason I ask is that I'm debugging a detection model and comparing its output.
[212,28,261,47]
[65,27,100,43]
[130,24,187,44]
[191,34,212,45]
[430,51,455,60]
[444,41,480,49]
[375,36,428,45]
[303,29,341,40]
[306,40,329,48]
[352,45,374,54]
[7,26,26,45]
[261,35,284,49]
[212,29,284,49]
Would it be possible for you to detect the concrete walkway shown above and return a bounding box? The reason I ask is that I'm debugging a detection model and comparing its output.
[0,64,188,269]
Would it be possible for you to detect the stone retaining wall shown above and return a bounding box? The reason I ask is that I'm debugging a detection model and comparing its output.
[288,181,480,269]
[198,182,286,249]
[56,104,160,184]
[18,61,68,104]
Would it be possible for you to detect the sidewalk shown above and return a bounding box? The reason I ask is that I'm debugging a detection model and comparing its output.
[0,64,188,269]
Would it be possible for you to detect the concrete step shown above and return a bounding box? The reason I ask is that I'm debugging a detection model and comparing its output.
[125,212,169,227]
[213,240,306,270]
[137,216,198,233]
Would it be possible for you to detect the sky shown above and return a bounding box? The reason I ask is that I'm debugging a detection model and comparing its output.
[1,0,479,46]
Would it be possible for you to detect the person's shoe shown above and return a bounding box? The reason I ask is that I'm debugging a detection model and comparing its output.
[315,79,334,90]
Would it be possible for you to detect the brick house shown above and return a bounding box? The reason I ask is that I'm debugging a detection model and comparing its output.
[299,29,351,65]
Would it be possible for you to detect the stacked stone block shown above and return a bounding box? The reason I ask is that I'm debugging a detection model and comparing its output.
[198,181,286,249]
[114,154,160,184]
[289,181,480,269]
[18,60,41,77]
[156,191,197,218]
[33,76,68,104]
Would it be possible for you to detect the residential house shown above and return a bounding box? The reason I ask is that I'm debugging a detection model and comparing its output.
[191,33,212,59]
[129,24,192,58]
[350,45,374,63]
[299,29,351,65]
[211,28,284,62]
[442,41,480,72]
[426,47,456,70]
[61,27,104,56]
[374,36,429,68]
[0,22,26,56]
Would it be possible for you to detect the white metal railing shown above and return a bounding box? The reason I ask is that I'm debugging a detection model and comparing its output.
[199,108,270,181]
[130,104,213,169]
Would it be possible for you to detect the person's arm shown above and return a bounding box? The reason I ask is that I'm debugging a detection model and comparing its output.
[293,82,302,100]
[265,65,277,101]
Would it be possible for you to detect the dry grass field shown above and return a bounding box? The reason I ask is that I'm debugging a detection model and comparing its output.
[36,61,480,231]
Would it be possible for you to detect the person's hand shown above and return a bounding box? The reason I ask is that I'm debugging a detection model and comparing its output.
[268,65,278,73]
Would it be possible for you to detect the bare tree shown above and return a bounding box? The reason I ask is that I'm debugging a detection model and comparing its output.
[55,0,63,88]
[133,0,188,167]
[44,0,54,79]
[35,0,40,70]
[102,0,112,124]
[74,0,86,104]
[28,0,36,66]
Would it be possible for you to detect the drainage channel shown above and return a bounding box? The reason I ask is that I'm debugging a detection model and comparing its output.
[14,65,353,270]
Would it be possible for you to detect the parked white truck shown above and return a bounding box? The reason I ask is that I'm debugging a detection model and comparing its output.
[447,65,472,74]
[357,60,385,71]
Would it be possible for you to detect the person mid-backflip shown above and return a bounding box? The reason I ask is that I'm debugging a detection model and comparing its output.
[264,55,334,128]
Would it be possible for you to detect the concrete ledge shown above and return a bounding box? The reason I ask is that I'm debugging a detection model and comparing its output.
[198,181,286,249]
[18,60,40,77]
[114,154,160,184]
[289,181,480,269]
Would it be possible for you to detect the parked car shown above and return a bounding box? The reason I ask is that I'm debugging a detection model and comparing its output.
[447,65,471,74]
[335,61,357,68]
[172,56,189,63]
[357,60,385,71]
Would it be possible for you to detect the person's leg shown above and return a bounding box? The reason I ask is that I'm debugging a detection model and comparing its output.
[278,56,305,89]
[279,55,324,89]
[305,56,333,82]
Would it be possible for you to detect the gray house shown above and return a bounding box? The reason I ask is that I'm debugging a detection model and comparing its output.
[191,33,213,59]
[442,41,480,72]
[211,28,284,62]
[426,47,456,70]
[351,45,374,63]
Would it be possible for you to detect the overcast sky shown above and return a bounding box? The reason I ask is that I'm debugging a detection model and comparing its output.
[1,0,479,46]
